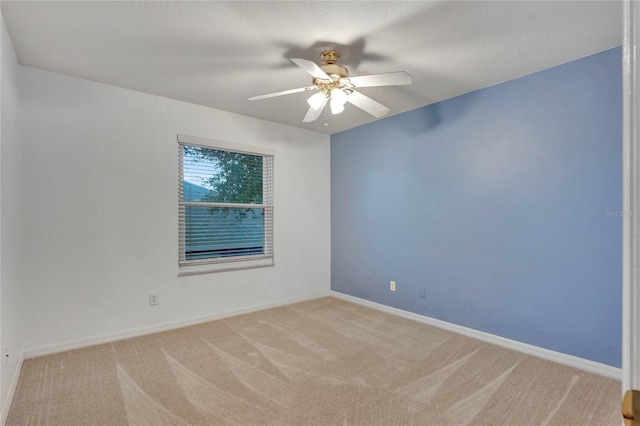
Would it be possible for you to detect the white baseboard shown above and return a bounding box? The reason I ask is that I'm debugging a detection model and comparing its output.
[330,291,622,380]
[24,292,331,359]
[20,289,621,379]
[1,350,24,426]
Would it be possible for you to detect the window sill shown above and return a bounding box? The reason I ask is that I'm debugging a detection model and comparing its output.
[178,257,274,276]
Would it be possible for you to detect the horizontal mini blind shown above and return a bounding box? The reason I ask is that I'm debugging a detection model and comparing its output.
[178,137,273,271]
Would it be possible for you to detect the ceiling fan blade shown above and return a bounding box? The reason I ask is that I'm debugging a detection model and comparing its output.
[346,90,390,118]
[248,86,316,101]
[303,97,328,123]
[291,58,330,80]
[348,71,412,88]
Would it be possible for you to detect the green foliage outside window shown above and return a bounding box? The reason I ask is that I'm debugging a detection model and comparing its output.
[183,145,263,205]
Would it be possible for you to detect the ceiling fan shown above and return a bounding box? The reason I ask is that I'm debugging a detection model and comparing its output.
[248,50,412,123]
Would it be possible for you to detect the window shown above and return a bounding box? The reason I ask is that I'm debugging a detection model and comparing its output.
[178,135,274,275]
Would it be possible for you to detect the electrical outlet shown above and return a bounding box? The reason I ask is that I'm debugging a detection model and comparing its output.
[390,281,396,292]
[419,287,426,298]
[149,292,159,306]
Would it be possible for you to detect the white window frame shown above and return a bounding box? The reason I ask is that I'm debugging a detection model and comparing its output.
[177,134,274,276]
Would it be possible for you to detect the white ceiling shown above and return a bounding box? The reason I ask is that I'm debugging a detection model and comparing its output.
[1,1,623,135]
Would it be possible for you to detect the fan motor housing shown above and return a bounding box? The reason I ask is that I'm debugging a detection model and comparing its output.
[319,50,349,80]
[320,63,349,80]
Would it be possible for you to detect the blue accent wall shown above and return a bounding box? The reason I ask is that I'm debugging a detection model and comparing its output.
[331,47,622,367]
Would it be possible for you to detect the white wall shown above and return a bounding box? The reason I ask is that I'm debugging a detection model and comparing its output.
[17,65,331,351]
[1,11,23,420]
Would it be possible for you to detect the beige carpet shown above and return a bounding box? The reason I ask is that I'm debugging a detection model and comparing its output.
[7,297,620,425]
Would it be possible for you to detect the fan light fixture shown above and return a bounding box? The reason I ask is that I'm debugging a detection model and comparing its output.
[330,88,349,114]
[307,92,327,110]
[307,51,353,116]
[308,88,350,114]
